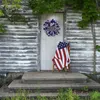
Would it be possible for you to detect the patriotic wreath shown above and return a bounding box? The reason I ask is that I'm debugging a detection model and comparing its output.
[43,19,60,36]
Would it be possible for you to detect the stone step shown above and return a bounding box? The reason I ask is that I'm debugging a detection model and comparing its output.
[8,79,100,93]
[22,72,88,84]
[0,85,89,99]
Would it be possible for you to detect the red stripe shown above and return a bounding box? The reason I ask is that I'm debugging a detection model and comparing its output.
[55,49,59,58]
[52,58,60,70]
[53,57,63,69]
[56,58,63,69]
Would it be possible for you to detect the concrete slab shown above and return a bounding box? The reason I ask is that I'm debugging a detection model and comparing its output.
[22,72,88,84]
[8,79,100,91]
[22,72,87,81]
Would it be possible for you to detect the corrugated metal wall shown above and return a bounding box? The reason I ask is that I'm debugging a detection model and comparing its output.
[0,4,39,72]
[65,10,94,73]
[0,5,100,72]
[95,20,100,72]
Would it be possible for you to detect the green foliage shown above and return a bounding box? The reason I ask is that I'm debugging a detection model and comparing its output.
[10,12,27,23]
[66,88,80,100]
[37,96,48,100]
[66,0,96,27]
[0,0,26,33]
[28,0,65,14]
[2,89,80,100]
[0,24,6,33]
[0,10,4,16]
[81,86,89,92]
[2,0,21,9]
[0,9,6,33]
[2,0,26,22]
[57,88,80,100]
[96,45,100,52]
[90,91,100,100]
[3,90,32,100]
[3,89,100,100]
[28,0,100,28]
[57,89,66,100]
[78,0,99,28]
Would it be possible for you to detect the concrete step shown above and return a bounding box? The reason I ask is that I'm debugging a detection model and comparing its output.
[22,72,88,84]
[0,85,89,99]
[8,79,100,93]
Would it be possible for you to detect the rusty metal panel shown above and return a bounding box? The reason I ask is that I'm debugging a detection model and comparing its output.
[65,10,94,73]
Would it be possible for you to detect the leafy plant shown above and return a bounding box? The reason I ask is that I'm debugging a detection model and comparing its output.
[3,89,32,100]
[0,0,26,33]
[96,45,100,52]
[0,10,4,16]
[28,0,65,14]
[0,24,6,33]
[28,0,100,28]
[3,88,100,100]
[57,88,80,100]
[90,91,100,100]
[37,95,48,100]
[57,89,66,100]
[81,86,89,92]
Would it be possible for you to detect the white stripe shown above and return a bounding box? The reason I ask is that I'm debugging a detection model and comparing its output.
[57,48,60,58]
[54,58,62,70]
[59,58,63,69]
[54,48,60,59]
[60,49,65,68]
[64,47,70,66]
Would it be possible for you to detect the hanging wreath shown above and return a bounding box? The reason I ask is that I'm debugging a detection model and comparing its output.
[43,19,60,36]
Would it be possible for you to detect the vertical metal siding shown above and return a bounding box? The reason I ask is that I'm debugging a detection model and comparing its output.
[65,10,94,73]
[0,5,39,72]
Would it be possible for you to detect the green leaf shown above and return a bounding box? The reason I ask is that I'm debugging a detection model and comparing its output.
[96,45,100,52]
[0,10,4,16]
[0,24,6,33]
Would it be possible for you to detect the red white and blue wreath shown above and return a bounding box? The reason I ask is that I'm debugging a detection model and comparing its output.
[43,19,60,36]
